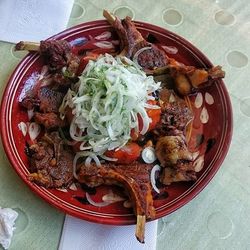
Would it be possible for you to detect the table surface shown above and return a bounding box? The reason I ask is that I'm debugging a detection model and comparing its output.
[1,1,250,249]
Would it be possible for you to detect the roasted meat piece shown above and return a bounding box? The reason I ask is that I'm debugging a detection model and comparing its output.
[103,10,167,69]
[27,132,74,188]
[155,134,193,169]
[38,87,65,113]
[40,40,80,74]
[21,96,40,110]
[160,167,197,185]
[155,133,199,186]
[20,77,66,111]
[40,40,71,71]
[34,112,67,129]
[78,162,155,243]
[154,89,193,136]
[15,40,80,74]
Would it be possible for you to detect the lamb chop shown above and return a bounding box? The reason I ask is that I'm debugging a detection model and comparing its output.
[15,40,80,74]
[103,10,167,69]
[77,162,155,243]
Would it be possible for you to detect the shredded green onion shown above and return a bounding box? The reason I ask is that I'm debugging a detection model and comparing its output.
[60,54,161,157]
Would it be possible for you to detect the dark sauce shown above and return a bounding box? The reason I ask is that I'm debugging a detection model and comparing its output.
[154,191,169,200]
[24,141,32,157]
[73,196,89,205]
[146,33,158,43]
[206,138,216,153]
[136,131,156,146]
[152,90,160,100]
[155,178,166,189]
[80,183,96,195]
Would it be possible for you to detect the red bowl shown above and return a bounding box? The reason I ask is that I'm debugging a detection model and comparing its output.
[0,20,233,225]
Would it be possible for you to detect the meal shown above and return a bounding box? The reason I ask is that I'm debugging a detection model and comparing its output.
[15,10,225,243]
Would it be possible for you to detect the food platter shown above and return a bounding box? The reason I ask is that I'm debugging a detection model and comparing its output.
[0,19,232,225]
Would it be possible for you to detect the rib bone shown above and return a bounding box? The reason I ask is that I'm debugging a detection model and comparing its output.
[15,41,40,51]
[78,162,155,243]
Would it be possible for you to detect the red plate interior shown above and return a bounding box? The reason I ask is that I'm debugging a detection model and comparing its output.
[0,20,233,225]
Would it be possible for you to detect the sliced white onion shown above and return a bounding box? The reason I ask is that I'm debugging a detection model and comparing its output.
[144,103,160,110]
[132,46,152,66]
[192,151,200,161]
[69,183,78,191]
[205,92,214,105]
[169,93,176,103]
[102,190,126,202]
[94,41,114,49]
[27,109,34,120]
[193,155,204,172]
[56,188,68,192]
[94,31,112,40]
[142,147,156,164]
[18,122,27,136]
[137,107,150,135]
[195,92,203,109]
[72,152,86,179]
[63,54,160,157]
[99,155,118,162]
[86,192,112,207]
[28,122,41,140]
[161,45,178,54]
[123,200,132,208]
[150,164,161,193]
[39,65,49,80]
[90,153,102,167]
[85,156,92,167]
[111,40,119,45]
[80,145,93,151]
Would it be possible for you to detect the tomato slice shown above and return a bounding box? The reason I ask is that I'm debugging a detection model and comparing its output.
[77,55,95,75]
[147,107,161,131]
[105,142,142,164]
[130,100,161,140]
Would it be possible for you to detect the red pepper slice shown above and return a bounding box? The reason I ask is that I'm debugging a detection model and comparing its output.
[130,100,161,140]
[105,142,142,164]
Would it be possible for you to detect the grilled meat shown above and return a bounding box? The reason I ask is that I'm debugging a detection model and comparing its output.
[20,86,64,112]
[155,134,193,168]
[34,112,67,129]
[40,40,71,71]
[160,167,197,185]
[78,162,155,243]
[103,10,167,69]
[155,89,194,136]
[27,132,74,188]
[38,87,65,113]
[16,40,80,74]
[103,10,225,96]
